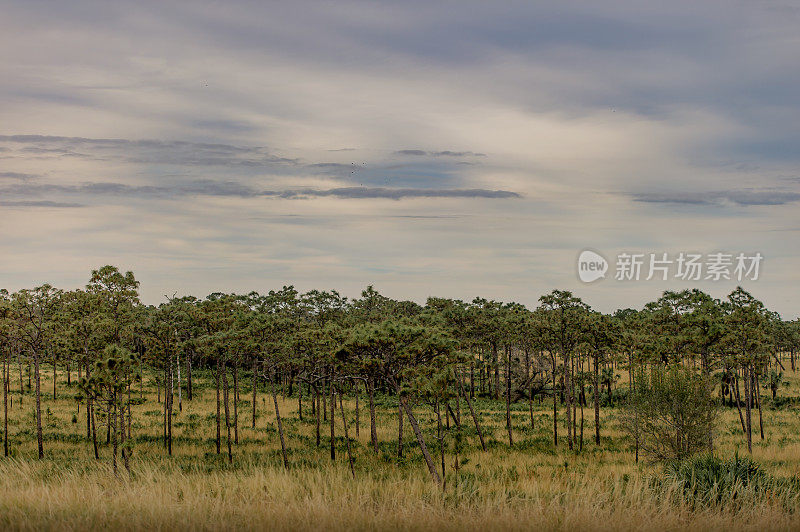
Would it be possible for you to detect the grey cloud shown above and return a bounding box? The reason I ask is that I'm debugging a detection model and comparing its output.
[0,136,492,190]
[1,179,259,199]
[267,187,520,200]
[0,135,254,152]
[309,163,353,168]
[0,200,83,208]
[434,151,486,157]
[389,215,467,219]
[1,179,520,202]
[632,190,800,206]
[395,150,486,157]
[0,135,298,167]
[0,172,39,181]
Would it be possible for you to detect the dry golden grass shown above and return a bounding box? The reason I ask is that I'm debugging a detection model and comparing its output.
[0,366,799,530]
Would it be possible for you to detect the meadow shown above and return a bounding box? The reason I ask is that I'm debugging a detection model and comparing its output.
[1,364,799,531]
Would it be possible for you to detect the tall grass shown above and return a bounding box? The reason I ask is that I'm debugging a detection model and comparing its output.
[1,367,800,530]
[0,457,798,531]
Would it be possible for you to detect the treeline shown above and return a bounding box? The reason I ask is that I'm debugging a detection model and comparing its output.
[0,266,798,481]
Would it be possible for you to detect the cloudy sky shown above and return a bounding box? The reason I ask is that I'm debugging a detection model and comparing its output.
[1,1,798,317]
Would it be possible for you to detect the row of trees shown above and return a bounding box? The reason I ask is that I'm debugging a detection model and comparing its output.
[0,266,798,480]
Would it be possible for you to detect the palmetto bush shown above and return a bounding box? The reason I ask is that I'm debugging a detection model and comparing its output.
[662,453,800,510]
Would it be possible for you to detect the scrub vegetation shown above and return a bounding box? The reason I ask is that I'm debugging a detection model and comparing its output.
[1,266,799,530]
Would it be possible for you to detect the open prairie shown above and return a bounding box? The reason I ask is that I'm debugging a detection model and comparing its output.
[1,363,799,531]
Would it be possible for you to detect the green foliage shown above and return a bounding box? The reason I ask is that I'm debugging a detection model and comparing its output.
[662,453,799,508]
[621,365,717,461]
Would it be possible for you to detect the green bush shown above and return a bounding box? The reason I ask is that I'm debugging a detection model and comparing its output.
[620,365,717,461]
[662,453,799,509]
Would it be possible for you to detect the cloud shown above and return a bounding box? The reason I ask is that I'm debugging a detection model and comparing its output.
[632,190,800,206]
[1,1,799,318]
[1,179,520,202]
[0,200,82,208]
[395,149,486,157]
[266,187,521,200]
[0,172,39,181]
[309,163,353,169]
[0,135,298,167]
[1,179,260,199]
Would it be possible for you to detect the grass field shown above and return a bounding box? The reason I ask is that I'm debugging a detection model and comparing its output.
[1,366,799,531]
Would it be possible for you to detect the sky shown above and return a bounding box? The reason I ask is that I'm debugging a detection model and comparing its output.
[0,1,798,317]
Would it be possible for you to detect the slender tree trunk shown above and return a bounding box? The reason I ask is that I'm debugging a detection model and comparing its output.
[446,403,460,428]
[91,403,99,460]
[398,398,404,458]
[744,366,753,453]
[733,371,746,433]
[162,363,167,447]
[215,357,221,454]
[396,388,441,485]
[470,361,474,399]
[167,358,173,455]
[120,394,129,472]
[271,373,289,470]
[33,352,43,459]
[436,398,446,490]
[329,378,335,461]
[594,353,601,445]
[565,351,573,451]
[85,360,92,441]
[3,352,8,457]
[17,352,23,396]
[529,386,535,430]
[252,359,258,428]
[222,364,232,463]
[297,376,302,421]
[233,363,239,444]
[458,378,486,452]
[126,374,132,440]
[506,345,513,446]
[111,396,118,474]
[176,351,182,412]
[186,351,193,401]
[456,374,461,426]
[339,391,355,478]
[552,355,558,446]
[579,394,584,452]
[355,386,359,438]
[369,377,378,454]
[492,343,500,399]
[169,354,174,428]
[754,368,764,440]
[315,385,321,447]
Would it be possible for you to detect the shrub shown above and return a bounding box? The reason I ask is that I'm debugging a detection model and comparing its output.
[662,453,799,508]
[620,365,717,461]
